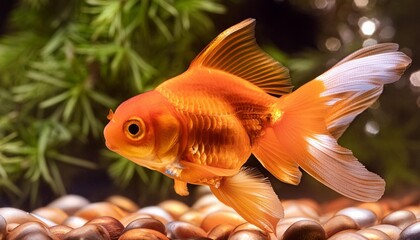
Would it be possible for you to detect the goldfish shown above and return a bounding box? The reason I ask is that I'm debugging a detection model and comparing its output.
[104,18,411,234]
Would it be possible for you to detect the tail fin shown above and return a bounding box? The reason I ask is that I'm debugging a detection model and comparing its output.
[210,168,283,233]
[254,43,411,202]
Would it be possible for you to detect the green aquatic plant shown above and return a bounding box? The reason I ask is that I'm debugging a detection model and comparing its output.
[0,0,225,206]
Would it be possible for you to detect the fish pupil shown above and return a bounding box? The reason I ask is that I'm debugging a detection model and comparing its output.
[128,123,140,136]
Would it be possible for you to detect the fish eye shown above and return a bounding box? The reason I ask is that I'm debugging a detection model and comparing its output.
[123,118,145,140]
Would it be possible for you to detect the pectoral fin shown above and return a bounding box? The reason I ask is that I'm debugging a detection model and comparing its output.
[174,179,189,196]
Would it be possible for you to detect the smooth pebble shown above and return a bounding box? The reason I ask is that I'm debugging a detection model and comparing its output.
[63,224,111,240]
[119,228,169,240]
[49,225,73,239]
[32,207,68,224]
[47,195,90,215]
[7,221,51,240]
[368,224,401,240]
[328,230,368,240]
[123,217,166,234]
[200,210,246,232]
[62,216,88,228]
[0,215,6,240]
[207,223,235,240]
[85,216,124,240]
[166,221,207,239]
[228,230,268,240]
[399,221,420,240]
[336,207,377,228]
[158,200,189,219]
[324,214,360,238]
[356,228,391,240]
[106,195,139,213]
[138,206,173,224]
[381,210,416,229]
[74,202,127,220]
[282,219,326,240]
[178,209,205,226]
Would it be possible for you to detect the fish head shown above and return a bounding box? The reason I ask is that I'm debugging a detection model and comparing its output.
[104,91,182,171]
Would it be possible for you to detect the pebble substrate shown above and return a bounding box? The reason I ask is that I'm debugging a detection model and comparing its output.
[0,191,419,240]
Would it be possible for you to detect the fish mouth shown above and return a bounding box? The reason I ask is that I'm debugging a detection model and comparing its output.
[105,140,116,151]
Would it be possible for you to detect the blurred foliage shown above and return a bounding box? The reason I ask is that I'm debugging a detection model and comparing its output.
[0,0,225,207]
[0,0,419,207]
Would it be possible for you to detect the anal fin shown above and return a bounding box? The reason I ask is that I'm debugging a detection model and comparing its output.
[210,168,283,234]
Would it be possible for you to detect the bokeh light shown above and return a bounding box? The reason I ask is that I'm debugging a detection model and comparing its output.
[325,37,341,51]
[313,0,335,10]
[410,70,420,88]
[365,120,380,136]
[359,18,377,36]
[363,38,377,47]
[353,0,369,8]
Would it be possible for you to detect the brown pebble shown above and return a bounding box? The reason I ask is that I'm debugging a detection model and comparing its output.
[7,221,52,240]
[63,224,111,240]
[231,223,270,238]
[62,216,88,228]
[323,215,360,238]
[86,216,124,240]
[404,206,420,219]
[207,224,235,240]
[201,211,246,232]
[297,198,322,214]
[233,222,266,233]
[166,221,207,239]
[368,224,401,240]
[0,215,6,240]
[138,206,173,224]
[178,209,205,226]
[192,194,221,210]
[228,230,268,240]
[336,207,377,228]
[282,219,326,240]
[283,200,319,220]
[124,217,166,234]
[276,217,316,237]
[47,195,90,215]
[158,200,189,220]
[358,202,389,219]
[381,210,416,229]
[0,207,44,226]
[119,228,169,240]
[356,228,391,240]
[197,203,233,216]
[49,225,73,239]
[106,195,139,212]
[32,207,68,224]
[30,213,59,227]
[328,230,368,240]
[74,202,127,220]
[119,212,153,226]
[399,221,420,240]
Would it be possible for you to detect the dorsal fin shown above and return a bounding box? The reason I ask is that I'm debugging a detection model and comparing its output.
[190,18,293,96]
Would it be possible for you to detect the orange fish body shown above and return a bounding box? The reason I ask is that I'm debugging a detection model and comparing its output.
[104,19,411,233]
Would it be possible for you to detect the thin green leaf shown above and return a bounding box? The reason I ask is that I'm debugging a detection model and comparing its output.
[26,71,71,88]
[88,90,117,108]
[39,91,71,109]
[49,152,96,169]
